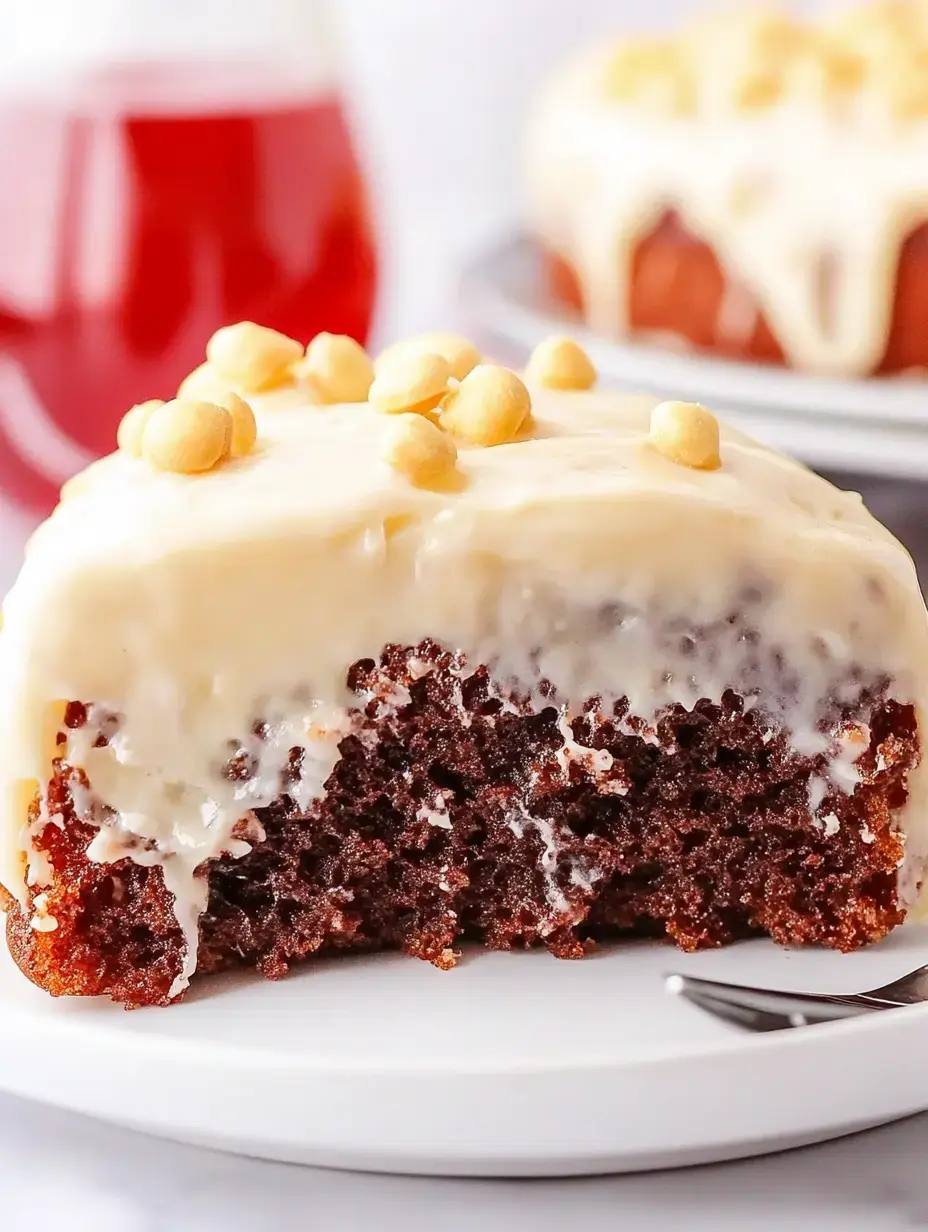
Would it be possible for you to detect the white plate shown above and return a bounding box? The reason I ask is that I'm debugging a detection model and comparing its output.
[3,930,928,1176]
[460,236,928,483]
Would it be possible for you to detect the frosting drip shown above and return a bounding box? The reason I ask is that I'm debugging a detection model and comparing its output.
[525,4,928,376]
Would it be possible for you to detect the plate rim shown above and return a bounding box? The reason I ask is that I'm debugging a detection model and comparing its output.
[3,940,928,1174]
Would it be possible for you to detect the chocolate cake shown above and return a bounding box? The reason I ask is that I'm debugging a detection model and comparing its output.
[526,2,928,377]
[1,323,926,1007]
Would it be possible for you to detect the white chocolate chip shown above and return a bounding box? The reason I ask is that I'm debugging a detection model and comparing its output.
[382,413,458,486]
[212,392,257,458]
[369,352,452,417]
[117,400,164,457]
[142,399,233,474]
[300,333,374,404]
[206,322,303,392]
[192,388,258,458]
[440,364,532,447]
[649,400,721,470]
[524,337,597,391]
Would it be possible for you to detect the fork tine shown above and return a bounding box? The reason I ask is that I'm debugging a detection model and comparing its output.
[664,972,881,1031]
[667,980,802,1032]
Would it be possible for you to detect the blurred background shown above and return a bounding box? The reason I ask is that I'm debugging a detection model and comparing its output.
[340,0,827,336]
[0,0,924,588]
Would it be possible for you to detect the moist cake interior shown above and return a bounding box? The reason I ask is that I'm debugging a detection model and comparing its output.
[6,637,915,1008]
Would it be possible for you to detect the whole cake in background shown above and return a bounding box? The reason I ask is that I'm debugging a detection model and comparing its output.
[1,322,927,1007]
[526,1,928,377]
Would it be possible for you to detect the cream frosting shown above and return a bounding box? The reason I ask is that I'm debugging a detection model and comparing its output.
[525,5,928,376]
[2,380,928,994]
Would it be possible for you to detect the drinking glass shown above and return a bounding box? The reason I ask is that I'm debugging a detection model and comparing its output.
[0,0,377,510]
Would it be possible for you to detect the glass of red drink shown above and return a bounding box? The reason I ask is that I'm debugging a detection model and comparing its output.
[0,3,377,511]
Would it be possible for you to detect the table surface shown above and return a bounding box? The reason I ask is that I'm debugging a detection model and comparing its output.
[2,1091,927,1231]
[2,387,928,1229]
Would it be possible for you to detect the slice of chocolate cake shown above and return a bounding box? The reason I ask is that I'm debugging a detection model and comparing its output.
[1,324,925,1006]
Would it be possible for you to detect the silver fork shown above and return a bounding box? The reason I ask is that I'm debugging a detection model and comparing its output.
[664,964,928,1032]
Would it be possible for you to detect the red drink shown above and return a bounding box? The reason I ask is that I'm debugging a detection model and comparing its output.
[0,62,377,511]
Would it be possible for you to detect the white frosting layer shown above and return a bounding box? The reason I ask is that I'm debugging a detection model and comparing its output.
[2,383,927,992]
[525,17,928,376]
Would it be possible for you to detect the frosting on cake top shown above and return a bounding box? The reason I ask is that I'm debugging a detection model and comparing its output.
[2,327,927,994]
[526,2,928,375]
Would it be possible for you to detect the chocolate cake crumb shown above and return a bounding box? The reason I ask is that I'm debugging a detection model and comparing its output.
[5,640,916,1007]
